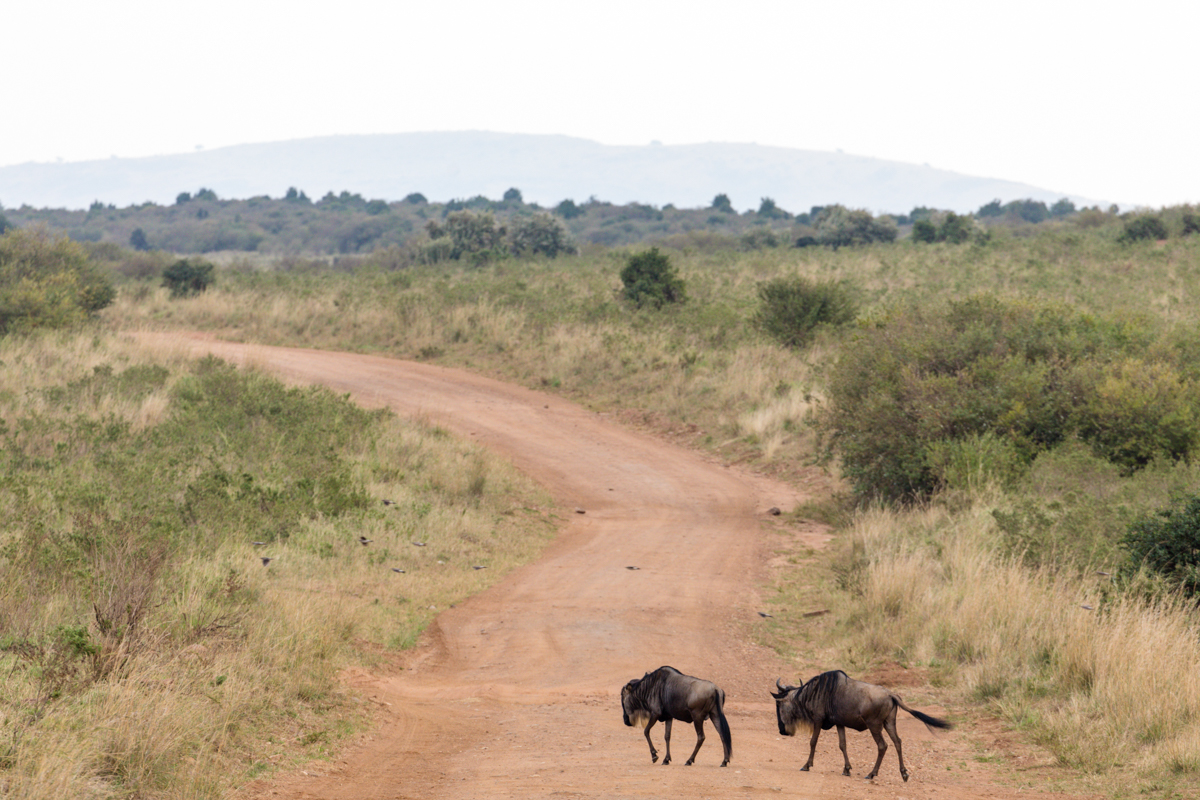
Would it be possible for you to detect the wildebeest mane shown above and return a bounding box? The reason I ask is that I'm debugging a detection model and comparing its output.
[626,665,682,709]
[794,669,848,728]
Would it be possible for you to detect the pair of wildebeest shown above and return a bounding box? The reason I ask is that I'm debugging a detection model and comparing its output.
[620,665,952,782]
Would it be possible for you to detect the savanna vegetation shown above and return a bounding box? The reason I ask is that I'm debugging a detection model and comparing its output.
[4,196,1200,798]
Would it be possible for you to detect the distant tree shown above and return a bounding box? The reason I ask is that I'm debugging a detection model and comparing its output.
[739,228,780,250]
[911,219,938,243]
[1120,214,1169,243]
[1182,208,1200,236]
[0,211,12,235]
[503,188,523,203]
[403,192,427,204]
[1005,199,1049,224]
[129,228,150,251]
[426,210,506,264]
[284,187,311,204]
[365,199,390,215]
[509,214,577,258]
[162,257,215,298]
[194,188,218,202]
[711,193,734,213]
[1050,198,1077,218]
[908,206,937,222]
[620,247,686,309]
[553,199,584,219]
[814,205,898,248]
[976,199,1003,218]
[939,212,974,244]
[757,197,789,220]
[175,192,192,205]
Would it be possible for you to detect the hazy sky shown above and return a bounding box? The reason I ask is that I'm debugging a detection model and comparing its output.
[7,1,1196,208]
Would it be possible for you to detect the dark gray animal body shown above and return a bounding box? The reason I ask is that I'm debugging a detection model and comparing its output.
[771,670,951,781]
[621,666,732,767]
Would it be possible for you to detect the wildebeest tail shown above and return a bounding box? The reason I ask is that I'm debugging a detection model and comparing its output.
[714,706,732,760]
[896,698,953,731]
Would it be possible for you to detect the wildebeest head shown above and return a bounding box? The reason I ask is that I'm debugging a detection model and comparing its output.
[621,678,651,728]
[771,678,804,736]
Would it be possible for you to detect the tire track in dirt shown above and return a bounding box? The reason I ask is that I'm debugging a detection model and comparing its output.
[136,333,1096,800]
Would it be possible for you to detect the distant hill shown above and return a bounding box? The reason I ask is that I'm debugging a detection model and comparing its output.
[0,131,1100,214]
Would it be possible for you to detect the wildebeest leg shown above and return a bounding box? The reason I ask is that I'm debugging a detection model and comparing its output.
[662,718,673,765]
[837,725,852,776]
[884,715,908,781]
[800,727,821,771]
[642,719,659,763]
[864,723,888,780]
[684,720,705,765]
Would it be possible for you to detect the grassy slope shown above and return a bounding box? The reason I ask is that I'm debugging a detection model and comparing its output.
[0,332,556,799]
[8,219,1200,797]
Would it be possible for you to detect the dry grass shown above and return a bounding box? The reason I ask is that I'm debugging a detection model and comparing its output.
[810,492,1200,795]
[0,332,557,799]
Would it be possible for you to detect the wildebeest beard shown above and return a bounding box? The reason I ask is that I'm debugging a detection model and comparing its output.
[779,669,846,736]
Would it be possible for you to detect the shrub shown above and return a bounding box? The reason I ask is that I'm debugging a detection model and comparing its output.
[757,197,789,220]
[1050,198,1077,217]
[1121,214,1169,243]
[508,214,576,258]
[711,193,734,213]
[425,211,506,265]
[162,257,215,298]
[911,219,938,243]
[755,276,858,348]
[553,199,584,219]
[403,192,427,204]
[939,212,974,244]
[0,227,116,334]
[503,188,523,203]
[817,295,1188,503]
[1182,208,1200,236]
[619,247,686,309]
[738,228,779,250]
[129,227,150,251]
[1121,494,1200,597]
[814,205,897,248]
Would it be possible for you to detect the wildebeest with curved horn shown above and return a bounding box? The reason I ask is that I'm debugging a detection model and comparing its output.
[621,666,732,767]
[770,670,951,782]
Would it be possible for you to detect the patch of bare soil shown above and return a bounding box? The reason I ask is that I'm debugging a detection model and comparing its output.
[137,333,1099,800]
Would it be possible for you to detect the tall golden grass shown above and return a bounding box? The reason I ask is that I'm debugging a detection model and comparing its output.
[818,486,1200,793]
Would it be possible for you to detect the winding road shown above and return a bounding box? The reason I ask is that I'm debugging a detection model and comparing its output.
[140,333,1088,800]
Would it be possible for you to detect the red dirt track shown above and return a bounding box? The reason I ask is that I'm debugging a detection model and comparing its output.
[140,333,1094,800]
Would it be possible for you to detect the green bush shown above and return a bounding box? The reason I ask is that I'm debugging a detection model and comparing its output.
[1120,214,1169,243]
[711,193,734,213]
[939,212,974,244]
[755,276,858,348]
[508,214,576,258]
[1121,494,1200,597]
[162,257,215,298]
[425,211,506,264]
[911,219,938,243]
[619,247,686,309]
[0,227,116,334]
[818,295,1192,503]
[814,205,897,248]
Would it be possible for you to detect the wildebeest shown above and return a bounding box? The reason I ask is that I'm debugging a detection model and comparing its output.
[770,670,951,782]
[621,666,732,767]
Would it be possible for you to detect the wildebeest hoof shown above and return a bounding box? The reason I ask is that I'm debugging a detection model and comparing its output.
[799,766,810,772]
[685,760,694,766]
[901,772,909,782]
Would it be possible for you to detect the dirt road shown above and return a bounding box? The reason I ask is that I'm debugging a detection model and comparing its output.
[141,333,1090,800]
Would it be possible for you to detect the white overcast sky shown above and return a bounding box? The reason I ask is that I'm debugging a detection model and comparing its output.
[6,1,1197,208]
